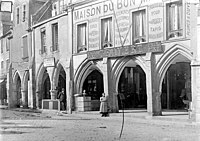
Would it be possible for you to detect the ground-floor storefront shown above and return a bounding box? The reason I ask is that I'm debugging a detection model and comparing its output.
[6,42,200,122]
[73,42,200,122]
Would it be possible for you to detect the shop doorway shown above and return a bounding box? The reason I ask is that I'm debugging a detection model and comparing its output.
[42,70,51,99]
[161,62,191,110]
[57,67,66,93]
[16,76,21,107]
[118,65,147,110]
[82,70,104,110]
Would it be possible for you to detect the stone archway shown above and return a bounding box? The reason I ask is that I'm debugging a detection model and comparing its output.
[36,64,47,108]
[53,63,66,93]
[156,44,193,112]
[112,56,148,110]
[74,59,102,94]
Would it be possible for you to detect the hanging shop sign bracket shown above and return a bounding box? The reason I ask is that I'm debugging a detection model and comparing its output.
[87,41,163,60]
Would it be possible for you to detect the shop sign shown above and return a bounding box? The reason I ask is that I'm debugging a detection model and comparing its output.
[73,0,153,21]
[87,41,162,60]
[44,57,55,67]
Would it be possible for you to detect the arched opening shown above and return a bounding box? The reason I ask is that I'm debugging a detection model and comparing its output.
[16,75,21,107]
[57,66,66,94]
[22,71,29,108]
[42,70,51,99]
[161,55,191,110]
[82,70,104,110]
[118,60,147,110]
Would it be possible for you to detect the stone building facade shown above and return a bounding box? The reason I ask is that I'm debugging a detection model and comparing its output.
[0,11,12,105]
[5,0,200,123]
[31,0,71,111]
[71,0,200,122]
[7,0,47,108]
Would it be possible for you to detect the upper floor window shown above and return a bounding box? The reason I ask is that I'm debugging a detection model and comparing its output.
[1,61,4,69]
[52,23,58,51]
[6,59,9,69]
[60,0,68,13]
[1,40,3,53]
[77,23,87,53]
[132,9,146,44]
[16,7,19,24]
[6,38,10,51]
[22,4,26,22]
[52,1,59,16]
[166,1,183,39]
[101,17,113,48]
[21,35,28,60]
[40,28,46,54]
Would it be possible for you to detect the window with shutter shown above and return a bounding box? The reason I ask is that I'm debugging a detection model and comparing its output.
[6,38,9,51]
[22,35,28,60]
[22,4,26,22]
[17,7,19,24]
[40,28,46,54]
[52,23,58,51]
[1,40,3,53]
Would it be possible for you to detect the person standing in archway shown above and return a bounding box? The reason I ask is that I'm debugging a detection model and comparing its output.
[58,88,66,110]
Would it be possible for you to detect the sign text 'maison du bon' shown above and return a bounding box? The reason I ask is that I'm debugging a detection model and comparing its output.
[87,41,162,60]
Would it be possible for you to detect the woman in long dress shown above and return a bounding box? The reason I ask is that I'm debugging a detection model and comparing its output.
[100,93,109,117]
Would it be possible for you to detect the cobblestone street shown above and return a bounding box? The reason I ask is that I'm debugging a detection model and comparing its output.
[0,108,200,141]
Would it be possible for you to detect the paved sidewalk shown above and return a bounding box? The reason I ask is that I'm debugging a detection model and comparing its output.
[1,104,199,128]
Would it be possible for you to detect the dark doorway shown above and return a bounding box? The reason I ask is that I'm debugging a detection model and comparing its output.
[57,67,66,93]
[118,66,147,109]
[42,70,51,99]
[83,70,104,100]
[16,76,21,107]
[161,62,191,110]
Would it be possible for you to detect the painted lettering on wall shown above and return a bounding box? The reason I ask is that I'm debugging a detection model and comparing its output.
[74,0,152,21]
[115,10,130,46]
[186,2,191,38]
[148,3,163,42]
[88,18,99,50]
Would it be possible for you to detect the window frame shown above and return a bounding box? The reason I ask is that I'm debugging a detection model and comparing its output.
[100,16,114,49]
[131,7,147,45]
[22,4,26,22]
[21,34,28,59]
[6,38,10,51]
[40,27,47,54]
[51,23,58,52]
[1,61,4,69]
[76,21,88,53]
[1,39,3,53]
[165,0,185,40]
[6,59,9,70]
[16,7,20,24]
